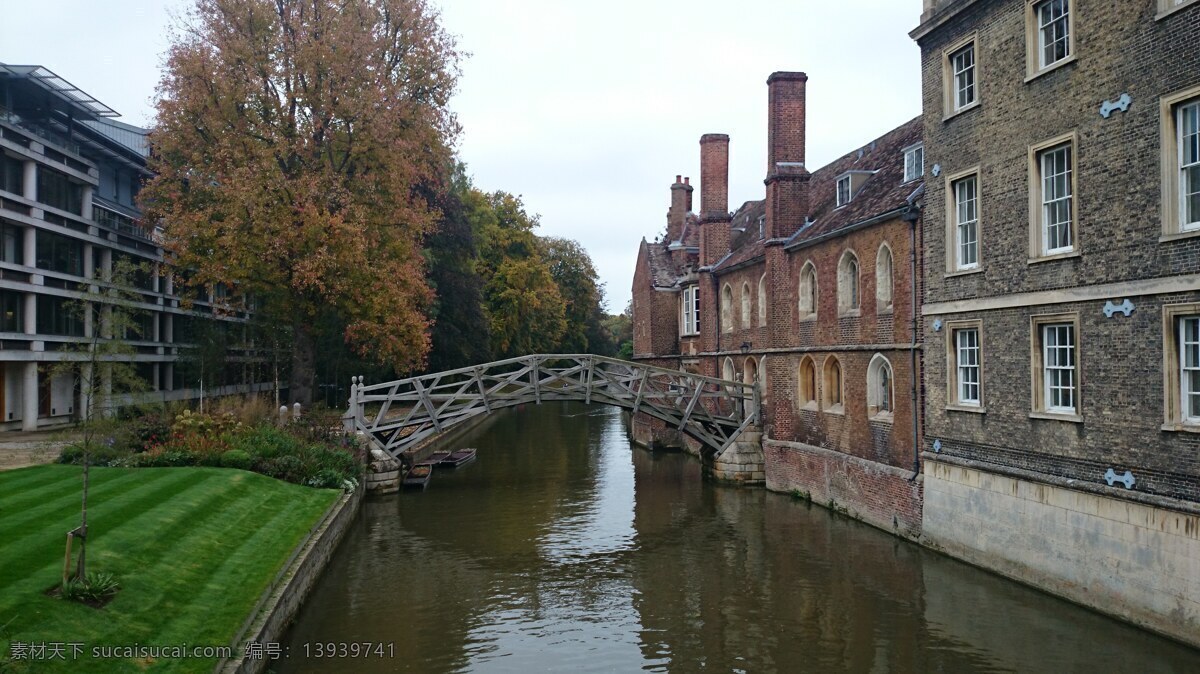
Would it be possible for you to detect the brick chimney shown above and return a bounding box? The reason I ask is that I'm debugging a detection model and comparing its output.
[764,71,811,241]
[667,175,691,242]
[699,133,731,267]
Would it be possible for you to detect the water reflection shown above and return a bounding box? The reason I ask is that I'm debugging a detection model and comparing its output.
[278,402,1199,673]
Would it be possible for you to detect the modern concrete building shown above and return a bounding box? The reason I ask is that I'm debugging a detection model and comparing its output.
[912,0,1199,647]
[0,64,268,430]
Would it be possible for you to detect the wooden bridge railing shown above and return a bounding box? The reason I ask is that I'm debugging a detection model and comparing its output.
[345,354,758,460]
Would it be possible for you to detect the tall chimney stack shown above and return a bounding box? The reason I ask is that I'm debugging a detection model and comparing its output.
[764,71,811,240]
[699,134,731,267]
[667,175,690,242]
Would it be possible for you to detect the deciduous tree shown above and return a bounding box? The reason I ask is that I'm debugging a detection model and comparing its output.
[141,0,459,404]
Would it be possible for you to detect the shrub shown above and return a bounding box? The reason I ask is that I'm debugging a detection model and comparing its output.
[62,572,120,604]
[128,414,172,452]
[258,454,306,482]
[57,441,129,467]
[171,409,240,439]
[220,449,254,470]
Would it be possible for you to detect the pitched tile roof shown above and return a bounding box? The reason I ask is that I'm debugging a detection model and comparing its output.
[709,116,923,273]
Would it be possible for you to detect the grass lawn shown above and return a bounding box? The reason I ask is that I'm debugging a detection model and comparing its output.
[0,464,340,673]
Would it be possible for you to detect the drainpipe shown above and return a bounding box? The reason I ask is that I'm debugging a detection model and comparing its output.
[903,204,921,479]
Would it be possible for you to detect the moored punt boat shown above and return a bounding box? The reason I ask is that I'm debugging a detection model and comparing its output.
[441,448,477,468]
[425,450,452,464]
[403,464,433,489]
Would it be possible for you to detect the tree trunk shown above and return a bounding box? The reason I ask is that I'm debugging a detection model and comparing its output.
[290,314,316,406]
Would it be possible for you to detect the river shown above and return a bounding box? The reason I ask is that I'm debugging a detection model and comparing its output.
[278,402,1200,672]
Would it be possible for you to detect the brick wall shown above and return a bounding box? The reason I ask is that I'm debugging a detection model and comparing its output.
[765,439,923,539]
[918,0,1200,504]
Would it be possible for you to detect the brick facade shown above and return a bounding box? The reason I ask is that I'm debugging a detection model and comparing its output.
[915,0,1200,504]
[631,70,926,535]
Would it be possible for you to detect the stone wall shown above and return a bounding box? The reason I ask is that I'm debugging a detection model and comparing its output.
[765,439,923,539]
[923,456,1200,648]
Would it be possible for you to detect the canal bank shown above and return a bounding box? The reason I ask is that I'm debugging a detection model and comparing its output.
[274,402,1200,672]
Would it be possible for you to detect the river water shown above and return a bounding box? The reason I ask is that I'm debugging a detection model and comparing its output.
[278,402,1199,673]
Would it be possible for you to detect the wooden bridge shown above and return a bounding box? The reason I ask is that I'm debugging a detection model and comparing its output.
[345,354,758,461]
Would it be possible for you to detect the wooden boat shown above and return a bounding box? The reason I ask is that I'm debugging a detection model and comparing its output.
[441,448,477,468]
[402,464,433,489]
[425,450,452,465]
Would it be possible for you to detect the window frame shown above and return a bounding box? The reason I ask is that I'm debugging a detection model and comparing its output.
[837,250,861,317]
[1025,0,1076,81]
[946,319,984,412]
[945,166,981,273]
[797,355,818,411]
[1028,133,1079,260]
[740,282,752,329]
[836,175,852,207]
[941,33,979,119]
[798,261,818,321]
[757,274,768,327]
[876,243,893,312]
[821,355,844,414]
[1030,312,1081,421]
[1157,0,1200,20]
[1162,303,1200,431]
[680,284,700,337]
[721,283,734,333]
[903,143,925,183]
[1160,86,1200,241]
[866,353,894,422]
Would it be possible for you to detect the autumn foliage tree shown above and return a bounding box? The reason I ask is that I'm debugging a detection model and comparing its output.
[141,0,459,404]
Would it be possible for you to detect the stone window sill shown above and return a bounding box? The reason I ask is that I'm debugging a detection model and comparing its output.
[869,411,893,424]
[799,314,817,323]
[1160,421,1200,433]
[1156,0,1199,20]
[1029,410,1083,423]
[1159,227,1200,243]
[1025,54,1077,83]
[943,100,981,123]
[823,404,845,416]
[799,401,819,412]
[1028,249,1080,265]
[946,404,985,414]
[877,306,894,316]
[945,266,983,279]
[839,309,862,318]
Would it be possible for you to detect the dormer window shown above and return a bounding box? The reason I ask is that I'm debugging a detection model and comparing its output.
[836,175,852,207]
[904,144,925,182]
[836,170,876,207]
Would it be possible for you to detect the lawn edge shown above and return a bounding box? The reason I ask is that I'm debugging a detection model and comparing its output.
[214,482,364,674]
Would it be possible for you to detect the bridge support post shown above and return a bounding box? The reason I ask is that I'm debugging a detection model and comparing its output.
[703,424,765,486]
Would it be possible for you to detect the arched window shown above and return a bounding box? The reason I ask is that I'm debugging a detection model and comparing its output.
[758,274,768,326]
[741,282,752,329]
[744,356,760,417]
[798,356,817,409]
[877,244,894,311]
[721,284,734,332]
[838,251,860,315]
[822,356,844,412]
[722,356,736,383]
[867,354,894,420]
[798,262,817,320]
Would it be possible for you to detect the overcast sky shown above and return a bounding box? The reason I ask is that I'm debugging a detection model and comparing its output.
[1,0,923,312]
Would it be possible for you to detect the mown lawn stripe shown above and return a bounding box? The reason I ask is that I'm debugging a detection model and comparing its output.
[0,465,340,674]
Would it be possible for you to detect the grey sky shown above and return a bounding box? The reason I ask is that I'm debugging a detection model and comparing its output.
[1,0,923,312]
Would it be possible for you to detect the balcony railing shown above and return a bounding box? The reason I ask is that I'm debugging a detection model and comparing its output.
[0,109,81,156]
[94,204,154,241]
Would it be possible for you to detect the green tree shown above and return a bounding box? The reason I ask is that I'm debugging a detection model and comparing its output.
[424,163,490,371]
[470,191,566,358]
[141,0,460,405]
[540,236,608,354]
[603,300,633,360]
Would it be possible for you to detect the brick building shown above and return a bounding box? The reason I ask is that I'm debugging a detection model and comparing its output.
[913,0,1199,646]
[631,72,926,536]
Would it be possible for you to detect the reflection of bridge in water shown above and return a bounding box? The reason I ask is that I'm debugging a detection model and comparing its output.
[346,354,758,460]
